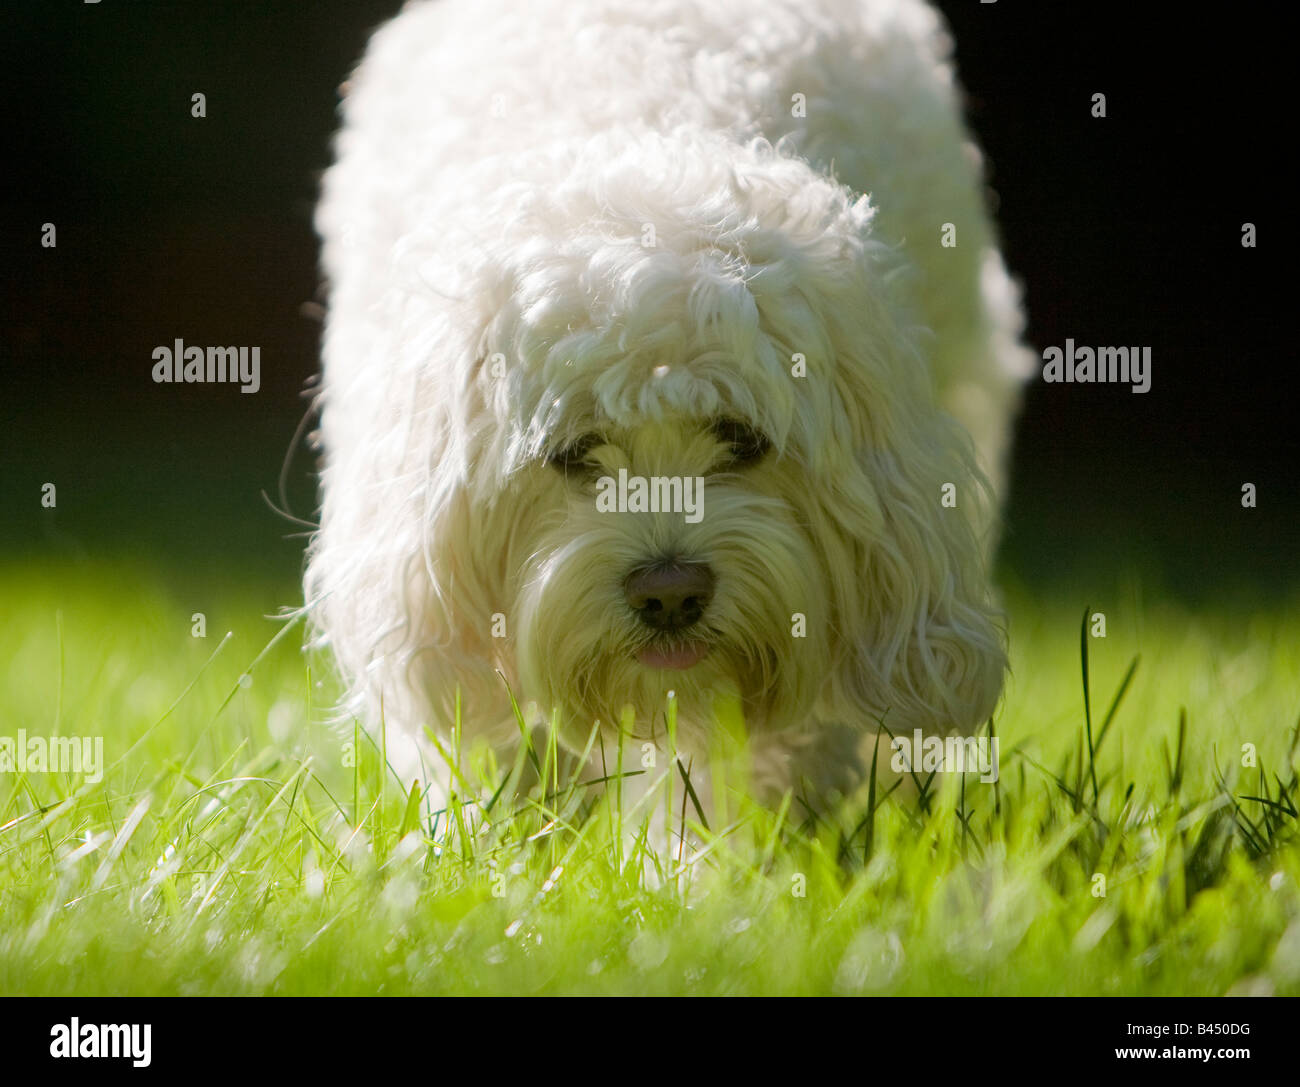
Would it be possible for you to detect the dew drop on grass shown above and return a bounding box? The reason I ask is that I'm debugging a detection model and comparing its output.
[267,698,296,742]
[1270,918,1300,984]
[833,929,903,994]
[628,930,668,970]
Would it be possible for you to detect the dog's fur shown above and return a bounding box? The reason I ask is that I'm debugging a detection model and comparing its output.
[307,0,1034,800]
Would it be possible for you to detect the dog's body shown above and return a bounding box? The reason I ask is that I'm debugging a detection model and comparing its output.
[308,0,1034,800]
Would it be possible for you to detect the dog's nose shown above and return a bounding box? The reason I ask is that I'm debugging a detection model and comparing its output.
[624,561,715,631]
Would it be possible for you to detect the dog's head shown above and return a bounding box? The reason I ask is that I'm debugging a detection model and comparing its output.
[311,127,1005,754]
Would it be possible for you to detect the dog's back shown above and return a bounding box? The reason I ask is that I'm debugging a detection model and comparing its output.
[319,0,1032,508]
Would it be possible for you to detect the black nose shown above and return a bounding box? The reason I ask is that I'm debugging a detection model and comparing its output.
[624,561,715,631]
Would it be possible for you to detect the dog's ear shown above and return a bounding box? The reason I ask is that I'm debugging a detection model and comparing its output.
[815,352,1007,740]
[306,441,512,743]
[305,303,516,745]
[414,463,520,715]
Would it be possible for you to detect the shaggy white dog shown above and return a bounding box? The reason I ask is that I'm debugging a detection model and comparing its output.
[307,0,1034,802]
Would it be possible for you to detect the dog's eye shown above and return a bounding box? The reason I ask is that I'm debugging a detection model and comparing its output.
[711,419,771,465]
[547,433,602,472]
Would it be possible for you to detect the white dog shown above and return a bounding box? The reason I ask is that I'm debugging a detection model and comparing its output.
[307,0,1034,803]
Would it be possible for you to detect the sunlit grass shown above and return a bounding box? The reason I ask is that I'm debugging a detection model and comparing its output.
[1,559,1297,995]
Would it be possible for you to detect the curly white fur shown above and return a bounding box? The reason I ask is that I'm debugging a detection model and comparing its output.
[307,0,1034,801]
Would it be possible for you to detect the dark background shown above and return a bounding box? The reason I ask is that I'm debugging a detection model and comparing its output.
[3,1,1294,603]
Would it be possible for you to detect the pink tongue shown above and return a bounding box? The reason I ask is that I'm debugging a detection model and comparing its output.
[637,643,709,670]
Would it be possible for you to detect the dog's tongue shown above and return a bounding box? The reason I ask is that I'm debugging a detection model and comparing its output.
[637,642,709,670]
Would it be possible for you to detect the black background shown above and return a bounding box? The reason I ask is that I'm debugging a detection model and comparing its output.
[3,1,1294,600]
[0,995,1286,1071]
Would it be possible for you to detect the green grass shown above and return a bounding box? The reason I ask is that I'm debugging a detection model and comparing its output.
[1,558,1298,996]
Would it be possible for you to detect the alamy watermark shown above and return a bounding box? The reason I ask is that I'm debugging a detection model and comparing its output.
[0,731,104,783]
[596,468,703,523]
[50,1018,151,1068]
[151,339,261,394]
[890,729,1000,783]
[1042,339,1151,394]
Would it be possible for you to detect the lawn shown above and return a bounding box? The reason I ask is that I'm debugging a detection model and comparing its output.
[1,557,1297,996]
